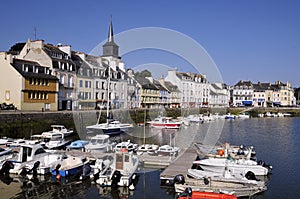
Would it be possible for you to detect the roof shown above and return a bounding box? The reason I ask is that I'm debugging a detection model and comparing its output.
[163,81,180,92]
[253,82,273,92]
[11,59,58,80]
[9,42,26,54]
[135,77,159,90]
[153,80,167,91]
[234,80,253,87]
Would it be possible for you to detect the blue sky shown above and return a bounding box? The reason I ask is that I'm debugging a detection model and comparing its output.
[1,0,299,87]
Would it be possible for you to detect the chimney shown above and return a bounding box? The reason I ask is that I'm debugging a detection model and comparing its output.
[58,45,71,57]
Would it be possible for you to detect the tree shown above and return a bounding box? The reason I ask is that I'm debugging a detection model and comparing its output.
[135,70,152,78]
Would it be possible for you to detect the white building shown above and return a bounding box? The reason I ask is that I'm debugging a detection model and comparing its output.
[165,69,209,108]
[209,83,230,107]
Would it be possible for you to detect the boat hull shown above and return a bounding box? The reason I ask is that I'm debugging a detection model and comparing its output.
[51,165,83,177]
[194,159,269,176]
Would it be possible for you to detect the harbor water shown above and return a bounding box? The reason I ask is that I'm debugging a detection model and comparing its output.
[1,117,300,198]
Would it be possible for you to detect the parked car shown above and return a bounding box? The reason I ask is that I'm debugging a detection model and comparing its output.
[0,103,16,110]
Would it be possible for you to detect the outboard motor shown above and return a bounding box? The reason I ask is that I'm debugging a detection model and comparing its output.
[258,160,273,173]
[128,173,139,190]
[173,174,185,185]
[81,163,91,181]
[245,171,259,181]
[203,177,210,185]
[0,161,14,175]
[28,161,40,177]
[237,145,245,155]
[111,170,122,188]
[54,163,62,180]
[178,187,192,197]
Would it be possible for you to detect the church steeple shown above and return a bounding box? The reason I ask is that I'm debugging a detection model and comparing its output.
[103,16,119,58]
[108,16,114,42]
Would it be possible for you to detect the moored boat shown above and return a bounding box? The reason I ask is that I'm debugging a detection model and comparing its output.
[193,157,271,176]
[156,145,179,156]
[84,134,115,152]
[51,156,90,177]
[148,117,181,129]
[43,125,73,137]
[44,132,71,150]
[177,187,237,199]
[66,140,90,151]
[9,143,64,175]
[95,149,139,189]
[113,140,138,153]
[136,144,159,155]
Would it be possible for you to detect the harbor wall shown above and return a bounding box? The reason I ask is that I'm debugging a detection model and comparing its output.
[1,107,300,138]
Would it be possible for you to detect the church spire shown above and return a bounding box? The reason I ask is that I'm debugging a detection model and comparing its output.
[102,16,119,58]
[108,16,114,42]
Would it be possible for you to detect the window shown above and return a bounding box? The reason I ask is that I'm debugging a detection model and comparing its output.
[79,80,83,87]
[35,148,46,155]
[5,90,10,100]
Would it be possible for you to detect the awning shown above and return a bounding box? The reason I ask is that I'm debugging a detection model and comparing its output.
[242,100,253,105]
[273,102,281,106]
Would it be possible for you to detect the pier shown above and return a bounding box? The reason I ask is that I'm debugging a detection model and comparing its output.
[160,146,198,185]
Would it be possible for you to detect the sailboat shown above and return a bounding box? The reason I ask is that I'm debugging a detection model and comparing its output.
[86,60,133,135]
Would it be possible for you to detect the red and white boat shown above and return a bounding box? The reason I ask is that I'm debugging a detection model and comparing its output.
[147,117,181,129]
[178,187,237,199]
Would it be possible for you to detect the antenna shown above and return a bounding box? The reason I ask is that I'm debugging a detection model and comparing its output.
[34,27,37,40]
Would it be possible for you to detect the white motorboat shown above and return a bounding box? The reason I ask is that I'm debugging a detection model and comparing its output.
[174,171,267,198]
[187,115,203,123]
[113,140,138,153]
[193,157,271,176]
[258,113,264,118]
[86,63,133,136]
[0,137,14,145]
[95,149,139,188]
[136,144,159,155]
[44,132,71,150]
[156,145,179,156]
[84,134,116,152]
[43,125,73,137]
[194,143,256,160]
[7,138,26,148]
[236,113,250,119]
[0,147,14,163]
[187,167,265,187]
[181,167,267,197]
[147,117,181,129]
[9,143,64,175]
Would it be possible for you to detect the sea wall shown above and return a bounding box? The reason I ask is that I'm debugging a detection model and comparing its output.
[1,107,300,138]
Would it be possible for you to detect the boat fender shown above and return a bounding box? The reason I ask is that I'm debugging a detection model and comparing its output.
[245,171,259,181]
[173,174,185,185]
[203,177,209,185]
[0,161,14,175]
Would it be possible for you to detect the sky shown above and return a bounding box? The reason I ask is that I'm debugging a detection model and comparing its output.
[1,0,299,87]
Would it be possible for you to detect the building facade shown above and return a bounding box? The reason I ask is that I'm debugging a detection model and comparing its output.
[165,69,209,108]
[0,52,58,111]
[16,40,76,110]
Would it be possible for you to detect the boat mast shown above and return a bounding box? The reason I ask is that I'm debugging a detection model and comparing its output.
[106,60,110,123]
